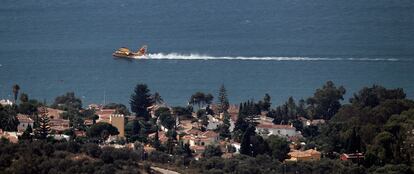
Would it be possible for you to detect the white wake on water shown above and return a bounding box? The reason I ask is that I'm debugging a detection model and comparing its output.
[138,53,399,61]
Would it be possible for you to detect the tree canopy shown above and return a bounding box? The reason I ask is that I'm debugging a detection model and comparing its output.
[52,92,82,110]
[87,122,119,140]
[307,81,346,120]
[189,92,214,109]
[130,84,154,120]
[217,85,230,113]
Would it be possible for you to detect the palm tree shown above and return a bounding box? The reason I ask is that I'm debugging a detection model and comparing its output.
[12,84,20,104]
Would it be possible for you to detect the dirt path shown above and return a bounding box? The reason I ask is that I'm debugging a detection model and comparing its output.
[151,166,181,174]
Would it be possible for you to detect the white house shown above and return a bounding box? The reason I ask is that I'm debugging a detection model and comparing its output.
[17,114,34,132]
[0,99,13,106]
[181,130,219,147]
[206,115,222,130]
[256,122,299,138]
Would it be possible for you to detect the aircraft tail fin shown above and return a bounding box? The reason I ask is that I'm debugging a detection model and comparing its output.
[137,45,147,56]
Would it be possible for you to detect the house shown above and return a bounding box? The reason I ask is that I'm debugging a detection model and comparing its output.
[256,121,299,138]
[0,99,13,106]
[340,153,364,163]
[95,109,125,137]
[181,130,219,147]
[286,149,321,162]
[96,109,116,122]
[190,145,206,156]
[88,104,103,110]
[148,131,169,144]
[0,129,18,143]
[186,128,203,136]
[206,115,222,130]
[298,117,325,126]
[50,134,70,141]
[176,120,193,134]
[17,114,34,132]
[49,119,70,133]
[38,107,65,119]
[109,114,125,137]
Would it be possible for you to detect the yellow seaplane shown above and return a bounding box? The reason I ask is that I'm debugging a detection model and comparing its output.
[112,45,148,59]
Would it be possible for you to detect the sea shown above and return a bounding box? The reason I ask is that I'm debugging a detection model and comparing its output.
[1,0,414,107]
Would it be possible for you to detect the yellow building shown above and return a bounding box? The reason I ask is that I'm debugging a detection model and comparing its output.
[109,114,125,137]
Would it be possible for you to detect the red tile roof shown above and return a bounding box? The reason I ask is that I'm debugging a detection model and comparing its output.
[187,128,202,136]
[202,131,219,138]
[17,114,34,123]
[96,109,116,115]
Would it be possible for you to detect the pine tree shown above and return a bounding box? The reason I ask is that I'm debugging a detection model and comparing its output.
[243,100,259,125]
[261,93,271,111]
[240,126,255,156]
[35,107,51,140]
[219,113,231,139]
[20,124,33,140]
[130,84,154,121]
[287,97,297,118]
[218,84,230,113]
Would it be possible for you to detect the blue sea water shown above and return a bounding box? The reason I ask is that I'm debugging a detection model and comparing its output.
[0,0,414,106]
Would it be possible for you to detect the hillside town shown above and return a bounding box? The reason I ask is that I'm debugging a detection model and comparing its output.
[1,82,413,173]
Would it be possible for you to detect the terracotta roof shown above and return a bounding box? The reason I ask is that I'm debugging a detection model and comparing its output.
[187,128,202,135]
[17,114,34,123]
[49,119,70,127]
[0,131,18,143]
[38,107,65,119]
[202,131,218,138]
[96,109,116,122]
[144,146,156,153]
[96,109,116,115]
[228,105,239,114]
[51,126,70,132]
[148,131,168,143]
[190,145,206,151]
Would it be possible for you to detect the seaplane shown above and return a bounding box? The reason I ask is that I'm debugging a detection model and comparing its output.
[112,45,148,59]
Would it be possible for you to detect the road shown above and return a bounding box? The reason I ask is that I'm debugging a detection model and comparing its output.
[151,166,181,174]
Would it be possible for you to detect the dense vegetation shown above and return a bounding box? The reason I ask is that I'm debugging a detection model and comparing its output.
[1,82,414,173]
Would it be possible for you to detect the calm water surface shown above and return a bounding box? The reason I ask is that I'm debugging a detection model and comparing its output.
[1,0,413,106]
